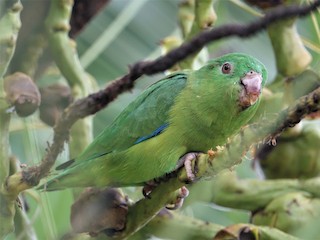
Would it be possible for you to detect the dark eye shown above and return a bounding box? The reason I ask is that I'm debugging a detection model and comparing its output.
[222,63,232,74]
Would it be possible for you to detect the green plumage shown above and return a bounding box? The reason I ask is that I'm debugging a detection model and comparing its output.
[42,53,267,190]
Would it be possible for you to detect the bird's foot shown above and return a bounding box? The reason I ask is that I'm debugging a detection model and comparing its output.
[142,152,200,198]
[176,152,200,183]
[142,171,178,198]
[165,186,189,210]
[142,183,189,210]
[142,181,157,198]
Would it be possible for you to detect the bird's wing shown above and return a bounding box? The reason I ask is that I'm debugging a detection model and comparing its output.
[56,71,189,169]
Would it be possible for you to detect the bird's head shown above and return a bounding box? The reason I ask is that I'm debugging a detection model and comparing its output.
[196,53,267,111]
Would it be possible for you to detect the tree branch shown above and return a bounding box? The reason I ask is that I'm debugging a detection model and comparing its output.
[0,0,22,238]
[269,86,320,139]
[45,0,95,165]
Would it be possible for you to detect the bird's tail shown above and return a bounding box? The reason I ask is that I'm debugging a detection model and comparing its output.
[36,171,87,191]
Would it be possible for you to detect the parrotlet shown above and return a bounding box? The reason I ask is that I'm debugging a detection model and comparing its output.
[42,53,267,191]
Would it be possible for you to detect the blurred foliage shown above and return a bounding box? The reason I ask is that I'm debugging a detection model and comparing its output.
[1,0,320,239]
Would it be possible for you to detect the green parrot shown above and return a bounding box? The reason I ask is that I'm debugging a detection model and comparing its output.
[41,53,267,191]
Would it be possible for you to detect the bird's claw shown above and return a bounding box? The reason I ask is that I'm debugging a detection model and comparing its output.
[143,184,189,210]
[177,152,200,183]
[165,186,189,210]
[142,181,157,198]
[142,171,178,198]
[142,152,199,198]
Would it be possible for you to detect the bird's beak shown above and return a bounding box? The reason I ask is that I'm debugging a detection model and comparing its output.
[239,71,262,109]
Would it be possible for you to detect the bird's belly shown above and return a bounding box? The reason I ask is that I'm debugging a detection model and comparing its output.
[182,126,227,153]
[118,136,187,185]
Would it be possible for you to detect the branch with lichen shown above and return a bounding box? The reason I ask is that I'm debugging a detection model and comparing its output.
[45,0,92,91]
[212,223,299,240]
[160,0,216,72]
[199,172,320,239]
[135,211,297,240]
[267,0,312,79]
[0,0,22,238]
[45,0,96,159]
[130,210,223,240]
[10,156,37,240]
[62,194,298,240]
[64,185,300,240]
[0,0,21,78]
[14,33,47,78]
[188,171,304,211]
[131,212,298,240]
[131,210,296,240]
[178,0,216,69]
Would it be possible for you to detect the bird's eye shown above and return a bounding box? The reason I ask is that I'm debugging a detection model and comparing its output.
[221,63,232,74]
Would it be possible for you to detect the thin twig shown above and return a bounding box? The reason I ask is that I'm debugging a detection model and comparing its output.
[269,86,320,139]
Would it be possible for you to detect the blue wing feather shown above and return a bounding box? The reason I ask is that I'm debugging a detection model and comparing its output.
[134,123,169,144]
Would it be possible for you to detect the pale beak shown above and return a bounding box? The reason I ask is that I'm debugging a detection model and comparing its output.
[239,71,262,109]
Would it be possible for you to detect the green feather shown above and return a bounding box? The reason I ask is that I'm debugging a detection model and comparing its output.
[41,53,267,190]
